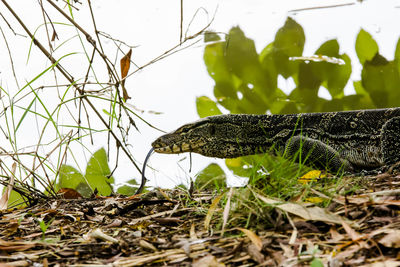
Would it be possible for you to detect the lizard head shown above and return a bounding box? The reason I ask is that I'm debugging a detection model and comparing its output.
[152,115,267,158]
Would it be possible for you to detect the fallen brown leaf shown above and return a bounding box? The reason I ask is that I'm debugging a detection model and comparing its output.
[378,229,400,248]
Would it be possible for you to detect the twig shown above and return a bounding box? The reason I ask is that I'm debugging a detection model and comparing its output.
[289,2,355,13]
[180,0,183,44]
[0,26,19,88]
[0,0,143,174]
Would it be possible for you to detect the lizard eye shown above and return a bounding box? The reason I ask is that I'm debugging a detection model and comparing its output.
[177,126,189,133]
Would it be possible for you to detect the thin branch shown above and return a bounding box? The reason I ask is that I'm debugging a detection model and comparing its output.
[0,26,19,88]
[0,0,143,174]
[180,0,183,44]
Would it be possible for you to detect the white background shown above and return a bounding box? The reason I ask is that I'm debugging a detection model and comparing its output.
[0,0,399,189]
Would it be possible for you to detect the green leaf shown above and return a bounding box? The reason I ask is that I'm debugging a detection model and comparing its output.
[195,163,226,190]
[117,179,141,196]
[361,54,400,107]
[204,40,239,114]
[298,62,321,91]
[7,189,26,208]
[58,165,91,197]
[325,53,351,97]
[196,96,222,118]
[225,27,271,94]
[356,29,378,65]
[310,258,324,267]
[273,17,305,78]
[288,88,319,112]
[225,157,253,178]
[85,148,114,196]
[204,41,236,98]
[395,37,400,72]
[204,31,221,42]
[260,42,278,94]
[302,39,351,98]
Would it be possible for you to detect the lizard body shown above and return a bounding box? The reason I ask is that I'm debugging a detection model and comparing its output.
[152,108,400,172]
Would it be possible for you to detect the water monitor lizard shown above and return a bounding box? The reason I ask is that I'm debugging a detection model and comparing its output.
[151,108,400,172]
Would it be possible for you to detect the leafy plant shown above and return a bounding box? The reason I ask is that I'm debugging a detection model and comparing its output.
[55,147,141,197]
[196,17,400,192]
[39,217,55,240]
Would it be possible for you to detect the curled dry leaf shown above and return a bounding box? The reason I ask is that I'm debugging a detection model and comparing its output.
[120,48,132,101]
[57,188,82,199]
[221,187,234,235]
[247,243,265,264]
[378,229,400,248]
[237,228,263,251]
[85,228,119,244]
[204,192,225,231]
[192,254,225,267]
[255,193,358,227]
[139,239,157,251]
[0,163,16,210]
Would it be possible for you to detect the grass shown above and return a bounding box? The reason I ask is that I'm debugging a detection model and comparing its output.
[0,1,210,208]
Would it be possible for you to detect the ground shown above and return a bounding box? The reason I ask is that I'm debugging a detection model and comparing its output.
[1,173,400,266]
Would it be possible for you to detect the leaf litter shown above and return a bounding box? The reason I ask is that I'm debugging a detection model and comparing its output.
[0,173,399,266]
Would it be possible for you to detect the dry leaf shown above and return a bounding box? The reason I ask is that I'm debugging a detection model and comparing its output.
[190,223,198,240]
[367,260,400,267]
[255,193,358,227]
[85,228,119,244]
[341,220,362,241]
[0,163,16,210]
[247,243,265,263]
[237,228,262,251]
[139,239,157,251]
[329,226,345,242]
[57,188,82,199]
[221,187,233,235]
[0,239,36,252]
[378,229,400,248]
[204,192,225,231]
[192,254,225,267]
[120,49,132,101]
[298,170,326,184]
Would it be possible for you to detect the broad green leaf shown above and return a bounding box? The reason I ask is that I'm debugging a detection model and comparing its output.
[204,42,236,98]
[260,42,278,94]
[310,258,325,267]
[85,148,114,196]
[204,31,221,42]
[361,54,400,107]
[395,37,400,72]
[59,165,85,189]
[273,17,305,78]
[195,163,226,190]
[353,80,368,96]
[301,39,351,98]
[117,179,141,196]
[7,190,26,208]
[288,88,319,112]
[236,84,269,114]
[356,29,378,65]
[298,61,321,91]
[75,183,93,198]
[325,53,351,97]
[268,88,289,114]
[58,165,92,197]
[259,42,274,62]
[196,96,222,118]
[225,27,272,96]
[225,157,253,178]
